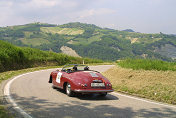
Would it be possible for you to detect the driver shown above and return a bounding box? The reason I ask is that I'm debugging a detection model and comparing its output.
[73,66,78,71]
[84,66,89,70]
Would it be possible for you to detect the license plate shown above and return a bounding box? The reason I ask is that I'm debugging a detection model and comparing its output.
[91,83,105,87]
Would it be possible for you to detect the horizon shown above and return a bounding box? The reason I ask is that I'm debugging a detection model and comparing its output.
[0,0,175,34]
[1,22,175,35]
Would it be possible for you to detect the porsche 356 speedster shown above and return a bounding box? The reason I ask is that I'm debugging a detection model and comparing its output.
[49,64,113,97]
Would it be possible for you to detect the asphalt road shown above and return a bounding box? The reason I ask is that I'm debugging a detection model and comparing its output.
[6,65,176,118]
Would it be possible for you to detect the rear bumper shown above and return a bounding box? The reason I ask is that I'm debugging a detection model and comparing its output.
[73,89,114,93]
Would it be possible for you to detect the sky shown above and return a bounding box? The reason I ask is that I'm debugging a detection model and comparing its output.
[0,0,176,34]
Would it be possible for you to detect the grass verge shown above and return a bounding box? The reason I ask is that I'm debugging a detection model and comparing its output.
[0,105,13,118]
[103,66,176,105]
[117,59,176,71]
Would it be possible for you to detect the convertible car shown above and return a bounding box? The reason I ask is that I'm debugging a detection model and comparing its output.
[49,64,113,97]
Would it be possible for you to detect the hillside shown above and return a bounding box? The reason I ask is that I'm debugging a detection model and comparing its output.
[0,40,102,72]
[0,22,176,61]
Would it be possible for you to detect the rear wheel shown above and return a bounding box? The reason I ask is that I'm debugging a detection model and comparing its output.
[66,83,74,97]
[48,76,52,83]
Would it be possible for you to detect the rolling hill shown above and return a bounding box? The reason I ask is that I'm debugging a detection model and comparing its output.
[0,22,176,61]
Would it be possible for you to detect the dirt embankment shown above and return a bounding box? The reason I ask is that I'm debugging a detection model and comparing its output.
[103,66,176,104]
[60,46,81,57]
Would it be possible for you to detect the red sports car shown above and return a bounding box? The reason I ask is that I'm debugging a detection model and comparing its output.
[49,64,113,97]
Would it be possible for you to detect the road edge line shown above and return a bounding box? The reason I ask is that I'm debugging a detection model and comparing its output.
[3,69,56,118]
[112,92,176,109]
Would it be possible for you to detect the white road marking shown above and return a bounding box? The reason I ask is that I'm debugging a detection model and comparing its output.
[4,69,57,118]
[112,92,176,109]
[4,73,33,118]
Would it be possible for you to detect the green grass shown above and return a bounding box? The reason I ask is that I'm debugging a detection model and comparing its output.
[0,105,13,118]
[21,38,50,46]
[117,59,176,71]
[73,34,103,45]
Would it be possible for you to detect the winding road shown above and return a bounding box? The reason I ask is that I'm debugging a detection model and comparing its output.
[4,65,176,118]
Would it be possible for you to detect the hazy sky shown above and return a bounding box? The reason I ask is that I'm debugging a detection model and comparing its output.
[0,0,175,34]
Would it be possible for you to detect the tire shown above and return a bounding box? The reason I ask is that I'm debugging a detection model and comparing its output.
[66,83,74,97]
[100,92,107,97]
[48,76,52,83]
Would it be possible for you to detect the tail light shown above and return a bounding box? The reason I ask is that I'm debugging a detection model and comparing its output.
[81,84,87,88]
[107,83,112,87]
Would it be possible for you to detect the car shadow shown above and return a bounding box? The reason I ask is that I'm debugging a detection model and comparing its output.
[55,87,65,93]
[76,93,119,101]
[54,88,118,101]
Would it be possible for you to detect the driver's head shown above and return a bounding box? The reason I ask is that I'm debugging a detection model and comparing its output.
[84,66,89,70]
[73,66,77,71]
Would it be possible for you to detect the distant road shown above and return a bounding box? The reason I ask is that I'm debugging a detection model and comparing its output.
[4,65,176,118]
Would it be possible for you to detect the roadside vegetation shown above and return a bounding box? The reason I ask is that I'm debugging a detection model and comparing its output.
[117,59,176,71]
[0,40,103,72]
[0,105,13,118]
[103,59,176,105]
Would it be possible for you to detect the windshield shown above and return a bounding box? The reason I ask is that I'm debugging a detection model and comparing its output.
[62,64,89,72]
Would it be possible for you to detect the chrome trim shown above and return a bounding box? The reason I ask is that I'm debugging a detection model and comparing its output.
[73,89,114,93]
[92,80,102,83]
